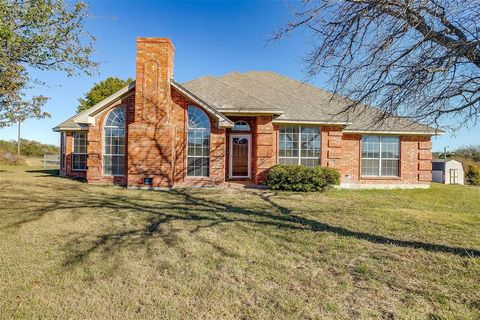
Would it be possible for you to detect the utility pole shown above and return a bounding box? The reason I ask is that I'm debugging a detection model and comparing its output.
[17,121,21,157]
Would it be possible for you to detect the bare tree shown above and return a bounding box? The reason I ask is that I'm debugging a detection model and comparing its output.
[272,0,480,129]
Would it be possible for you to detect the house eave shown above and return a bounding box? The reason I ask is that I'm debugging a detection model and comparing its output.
[171,79,234,128]
[342,129,444,136]
[221,110,284,116]
[272,119,351,126]
[74,81,136,125]
[52,126,89,132]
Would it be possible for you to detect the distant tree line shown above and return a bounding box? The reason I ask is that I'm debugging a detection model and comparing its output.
[0,139,59,157]
[434,145,480,162]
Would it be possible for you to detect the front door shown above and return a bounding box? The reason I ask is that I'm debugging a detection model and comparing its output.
[229,134,251,178]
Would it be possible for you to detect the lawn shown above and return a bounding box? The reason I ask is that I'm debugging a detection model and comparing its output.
[0,166,479,319]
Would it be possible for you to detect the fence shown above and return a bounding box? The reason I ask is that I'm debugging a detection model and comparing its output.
[43,154,60,168]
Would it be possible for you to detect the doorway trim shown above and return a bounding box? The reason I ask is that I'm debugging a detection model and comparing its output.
[229,134,251,179]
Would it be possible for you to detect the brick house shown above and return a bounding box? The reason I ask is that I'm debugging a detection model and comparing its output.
[53,37,442,189]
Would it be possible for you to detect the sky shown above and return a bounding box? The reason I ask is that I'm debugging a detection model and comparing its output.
[0,0,478,152]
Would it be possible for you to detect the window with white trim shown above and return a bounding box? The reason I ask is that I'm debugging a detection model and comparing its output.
[278,125,320,166]
[103,106,125,176]
[232,121,250,131]
[187,105,210,177]
[60,132,66,173]
[361,136,400,176]
[72,132,87,170]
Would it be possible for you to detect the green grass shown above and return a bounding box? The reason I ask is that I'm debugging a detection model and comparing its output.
[1,166,479,319]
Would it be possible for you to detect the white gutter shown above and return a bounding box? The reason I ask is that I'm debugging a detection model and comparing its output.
[342,129,444,136]
[74,81,136,125]
[221,110,284,116]
[171,80,234,128]
[272,119,351,126]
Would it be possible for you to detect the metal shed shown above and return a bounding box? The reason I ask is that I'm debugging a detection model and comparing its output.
[431,159,464,185]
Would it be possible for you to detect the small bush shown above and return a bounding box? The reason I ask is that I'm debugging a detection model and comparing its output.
[465,165,480,185]
[0,151,26,166]
[266,165,340,192]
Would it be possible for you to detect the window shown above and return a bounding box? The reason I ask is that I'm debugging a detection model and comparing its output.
[72,132,87,170]
[103,106,126,176]
[232,121,250,131]
[278,125,320,166]
[361,136,400,176]
[60,132,66,173]
[187,105,210,177]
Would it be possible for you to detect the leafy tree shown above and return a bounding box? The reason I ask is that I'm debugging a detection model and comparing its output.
[273,0,480,129]
[465,165,480,185]
[455,145,480,162]
[0,0,97,127]
[77,77,133,113]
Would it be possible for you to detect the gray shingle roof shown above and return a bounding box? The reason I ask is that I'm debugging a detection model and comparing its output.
[183,71,441,134]
[52,114,85,131]
[54,71,442,135]
[182,76,281,113]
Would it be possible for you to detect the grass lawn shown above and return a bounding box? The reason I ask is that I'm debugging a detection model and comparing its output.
[1,166,479,319]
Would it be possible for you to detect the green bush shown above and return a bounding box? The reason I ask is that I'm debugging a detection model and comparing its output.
[466,165,480,185]
[266,165,340,192]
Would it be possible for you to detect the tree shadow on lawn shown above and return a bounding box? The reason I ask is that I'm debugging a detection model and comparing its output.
[26,169,60,177]
[3,178,480,264]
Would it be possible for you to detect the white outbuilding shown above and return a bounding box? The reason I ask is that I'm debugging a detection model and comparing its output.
[431,159,464,185]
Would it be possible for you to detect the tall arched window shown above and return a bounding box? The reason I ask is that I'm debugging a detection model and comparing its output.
[103,106,126,176]
[187,105,210,177]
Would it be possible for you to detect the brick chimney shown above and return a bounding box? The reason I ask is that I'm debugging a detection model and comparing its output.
[127,38,176,188]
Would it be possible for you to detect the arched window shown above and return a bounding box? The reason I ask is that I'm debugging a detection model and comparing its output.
[187,105,210,177]
[103,106,126,176]
[232,121,250,131]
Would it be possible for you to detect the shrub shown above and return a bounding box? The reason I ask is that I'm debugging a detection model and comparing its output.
[266,165,340,192]
[0,151,26,166]
[465,165,480,185]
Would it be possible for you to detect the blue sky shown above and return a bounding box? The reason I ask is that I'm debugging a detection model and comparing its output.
[0,0,478,152]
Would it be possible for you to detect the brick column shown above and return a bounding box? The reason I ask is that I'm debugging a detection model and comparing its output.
[128,38,176,188]
[254,116,276,184]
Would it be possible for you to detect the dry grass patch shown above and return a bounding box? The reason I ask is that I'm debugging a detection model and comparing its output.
[0,166,479,319]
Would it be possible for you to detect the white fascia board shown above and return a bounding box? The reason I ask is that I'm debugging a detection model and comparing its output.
[74,81,136,125]
[171,80,234,128]
[272,119,351,126]
[221,110,284,116]
[342,129,443,136]
[52,126,88,132]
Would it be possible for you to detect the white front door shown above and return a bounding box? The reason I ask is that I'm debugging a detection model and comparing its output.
[229,134,251,179]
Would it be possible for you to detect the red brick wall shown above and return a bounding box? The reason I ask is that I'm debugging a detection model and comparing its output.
[83,95,134,186]
[254,116,276,184]
[128,38,176,187]
[171,88,226,187]
[339,133,432,185]
[321,126,343,169]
